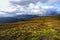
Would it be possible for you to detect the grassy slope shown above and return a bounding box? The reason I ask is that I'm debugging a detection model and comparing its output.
[0,16,60,40]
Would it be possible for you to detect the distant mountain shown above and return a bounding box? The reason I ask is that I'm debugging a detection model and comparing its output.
[16,15,39,21]
[0,14,60,24]
[0,15,39,24]
[0,17,18,24]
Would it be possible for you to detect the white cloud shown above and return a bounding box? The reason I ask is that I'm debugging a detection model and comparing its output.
[16,13,23,15]
[48,0,60,4]
[16,5,26,12]
[0,12,6,15]
[42,6,54,9]
[28,3,35,9]
[13,2,57,16]
[0,0,19,17]
[20,3,42,15]
[0,0,18,12]
[0,0,58,17]
[0,12,10,17]
[31,9,40,13]
[11,0,21,2]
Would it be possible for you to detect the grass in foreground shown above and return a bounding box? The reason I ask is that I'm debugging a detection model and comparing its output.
[0,16,60,40]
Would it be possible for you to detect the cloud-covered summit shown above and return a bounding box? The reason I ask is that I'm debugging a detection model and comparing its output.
[0,0,60,17]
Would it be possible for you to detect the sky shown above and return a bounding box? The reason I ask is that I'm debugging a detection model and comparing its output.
[0,0,60,17]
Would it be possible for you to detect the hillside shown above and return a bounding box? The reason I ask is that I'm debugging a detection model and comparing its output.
[0,15,39,24]
[0,16,60,40]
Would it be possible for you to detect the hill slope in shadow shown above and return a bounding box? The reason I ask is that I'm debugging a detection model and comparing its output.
[0,15,39,24]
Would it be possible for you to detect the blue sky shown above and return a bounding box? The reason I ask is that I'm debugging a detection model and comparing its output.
[0,0,60,17]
